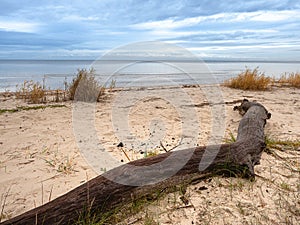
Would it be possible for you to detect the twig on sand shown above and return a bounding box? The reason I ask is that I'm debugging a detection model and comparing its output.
[49,185,53,202]
[120,148,131,162]
[41,182,44,205]
[160,141,168,152]
[160,137,183,152]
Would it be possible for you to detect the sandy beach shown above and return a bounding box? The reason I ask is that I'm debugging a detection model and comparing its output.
[0,84,299,224]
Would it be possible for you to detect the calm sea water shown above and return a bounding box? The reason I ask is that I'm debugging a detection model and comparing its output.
[0,59,299,91]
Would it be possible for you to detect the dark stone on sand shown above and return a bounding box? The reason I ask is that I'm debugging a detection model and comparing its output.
[117,142,124,147]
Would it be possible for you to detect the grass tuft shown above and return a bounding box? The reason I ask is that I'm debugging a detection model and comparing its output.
[0,105,66,115]
[7,67,117,104]
[16,80,45,103]
[69,68,105,102]
[265,136,300,151]
[44,152,77,175]
[143,213,159,225]
[278,72,300,88]
[224,130,237,144]
[223,67,272,91]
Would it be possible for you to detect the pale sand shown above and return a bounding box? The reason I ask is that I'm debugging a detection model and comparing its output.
[0,85,299,224]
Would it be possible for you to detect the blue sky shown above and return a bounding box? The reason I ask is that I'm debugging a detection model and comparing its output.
[0,0,300,60]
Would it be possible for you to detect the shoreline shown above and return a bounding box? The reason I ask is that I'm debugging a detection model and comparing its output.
[1,59,300,93]
[0,80,296,96]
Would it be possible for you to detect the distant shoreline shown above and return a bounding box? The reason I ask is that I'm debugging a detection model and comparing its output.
[0,60,300,92]
[1,58,300,63]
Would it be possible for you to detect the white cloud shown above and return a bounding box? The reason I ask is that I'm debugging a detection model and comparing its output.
[61,15,100,22]
[131,10,300,31]
[188,43,300,52]
[249,10,299,22]
[130,17,206,30]
[0,48,106,59]
[1,1,300,60]
[139,28,278,42]
[0,20,39,33]
[148,30,200,38]
[164,40,189,44]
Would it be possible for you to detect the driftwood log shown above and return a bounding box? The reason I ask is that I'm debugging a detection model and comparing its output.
[1,99,271,225]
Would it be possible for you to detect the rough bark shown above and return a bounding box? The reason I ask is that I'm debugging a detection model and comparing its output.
[1,99,271,225]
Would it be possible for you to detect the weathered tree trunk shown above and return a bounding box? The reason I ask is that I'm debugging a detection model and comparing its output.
[1,99,271,225]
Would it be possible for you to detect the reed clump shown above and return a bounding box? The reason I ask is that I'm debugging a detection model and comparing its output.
[278,72,300,88]
[13,68,112,104]
[224,67,272,91]
[69,68,105,102]
[15,80,45,103]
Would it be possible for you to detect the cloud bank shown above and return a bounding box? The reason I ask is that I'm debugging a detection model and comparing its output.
[0,0,299,60]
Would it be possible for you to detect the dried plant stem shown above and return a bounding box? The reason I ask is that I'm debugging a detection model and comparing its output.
[0,186,12,222]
